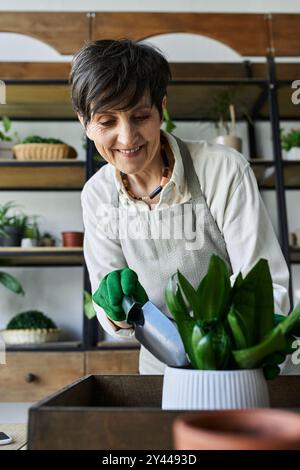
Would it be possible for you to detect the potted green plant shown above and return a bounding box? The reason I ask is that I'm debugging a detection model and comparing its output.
[281,128,300,160]
[210,88,251,153]
[0,116,19,159]
[21,217,41,247]
[38,232,56,247]
[1,310,60,344]
[163,254,300,410]
[0,201,28,246]
[13,135,77,160]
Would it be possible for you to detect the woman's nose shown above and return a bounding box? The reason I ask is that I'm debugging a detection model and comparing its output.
[117,121,138,146]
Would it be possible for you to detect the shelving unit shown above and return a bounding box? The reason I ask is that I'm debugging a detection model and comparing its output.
[0,247,83,266]
[1,10,300,351]
[1,68,299,346]
[0,159,85,190]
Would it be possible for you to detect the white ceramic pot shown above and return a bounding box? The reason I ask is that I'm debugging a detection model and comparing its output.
[162,367,270,410]
[285,147,300,160]
[214,135,242,153]
[21,238,38,248]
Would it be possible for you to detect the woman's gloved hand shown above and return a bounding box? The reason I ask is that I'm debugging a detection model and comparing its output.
[92,268,148,322]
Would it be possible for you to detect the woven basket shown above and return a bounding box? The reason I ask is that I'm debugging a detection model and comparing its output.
[0,328,61,344]
[13,143,77,160]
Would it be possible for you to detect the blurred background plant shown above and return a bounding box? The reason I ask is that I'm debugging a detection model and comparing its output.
[0,116,19,143]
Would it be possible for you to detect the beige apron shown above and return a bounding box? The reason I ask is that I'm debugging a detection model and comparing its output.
[111,136,232,374]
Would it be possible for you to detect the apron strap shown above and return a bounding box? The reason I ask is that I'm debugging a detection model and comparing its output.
[172,134,202,201]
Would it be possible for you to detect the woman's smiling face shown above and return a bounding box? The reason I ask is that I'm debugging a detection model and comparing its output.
[82,95,166,175]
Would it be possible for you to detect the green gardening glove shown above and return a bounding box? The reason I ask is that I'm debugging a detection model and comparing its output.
[92,268,148,322]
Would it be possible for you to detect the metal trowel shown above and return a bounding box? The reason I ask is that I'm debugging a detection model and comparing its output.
[121,295,190,367]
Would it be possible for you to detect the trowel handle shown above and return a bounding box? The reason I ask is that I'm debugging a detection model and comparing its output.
[121,295,144,326]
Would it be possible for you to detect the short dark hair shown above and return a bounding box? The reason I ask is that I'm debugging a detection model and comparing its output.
[70,39,171,126]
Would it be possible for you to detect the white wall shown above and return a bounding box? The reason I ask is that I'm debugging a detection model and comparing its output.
[0,3,300,342]
[1,0,300,13]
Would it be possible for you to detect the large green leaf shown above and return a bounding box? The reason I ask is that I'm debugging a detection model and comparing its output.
[233,327,287,369]
[196,255,231,323]
[177,270,200,319]
[241,259,274,340]
[0,271,24,295]
[231,279,257,346]
[192,323,216,369]
[165,275,197,367]
[192,323,231,370]
[227,305,248,349]
[276,301,300,336]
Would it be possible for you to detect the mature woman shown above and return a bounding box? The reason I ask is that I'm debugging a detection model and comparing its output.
[70,39,290,374]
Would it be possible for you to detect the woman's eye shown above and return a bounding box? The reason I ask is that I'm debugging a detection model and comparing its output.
[100,120,115,127]
[134,115,150,121]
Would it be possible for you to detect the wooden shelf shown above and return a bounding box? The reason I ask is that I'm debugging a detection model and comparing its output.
[0,159,86,190]
[2,62,300,120]
[0,247,84,266]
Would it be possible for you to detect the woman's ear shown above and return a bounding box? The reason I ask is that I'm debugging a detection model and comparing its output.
[161,95,167,123]
[77,113,93,140]
[162,95,167,110]
[77,113,85,127]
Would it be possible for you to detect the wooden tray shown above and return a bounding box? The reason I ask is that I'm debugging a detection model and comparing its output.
[28,374,300,450]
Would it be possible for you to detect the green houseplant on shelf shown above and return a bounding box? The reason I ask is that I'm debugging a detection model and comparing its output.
[0,116,19,159]
[21,217,41,248]
[1,310,60,344]
[163,254,300,410]
[281,128,300,160]
[0,201,40,247]
[0,201,28,246]
[13,135,77,160]
[210,88,252,153]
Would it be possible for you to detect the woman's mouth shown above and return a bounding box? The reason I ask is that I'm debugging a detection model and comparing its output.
[116,145,144,158]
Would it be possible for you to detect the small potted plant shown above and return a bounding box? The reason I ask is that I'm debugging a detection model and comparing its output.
[13,135,77,160]
[0,116,19,159]
[1,310,60,344]
[0,201,28,246]
[210,88,251,153]
[0,202,40,247]
[281,128,300,160]
[39,232,56,247]
[163,254,300,410]
[21,217,41,248]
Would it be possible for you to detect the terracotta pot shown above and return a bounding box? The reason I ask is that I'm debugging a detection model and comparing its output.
[173,409,300,450]
[62,231,84,247]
